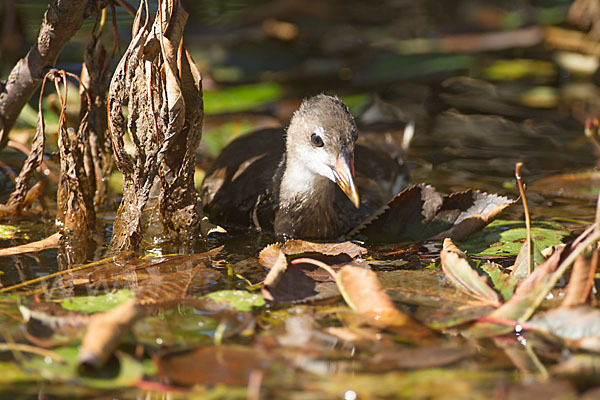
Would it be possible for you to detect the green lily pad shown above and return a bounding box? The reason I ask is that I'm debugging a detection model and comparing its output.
[203,290,265,312]
[459,220,568,257]
[60,289,135,314]
[204,82,283,115]
[23,347,142,389]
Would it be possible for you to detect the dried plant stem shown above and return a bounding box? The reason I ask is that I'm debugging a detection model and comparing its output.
[290,257,357,310]
[515,163,533,275]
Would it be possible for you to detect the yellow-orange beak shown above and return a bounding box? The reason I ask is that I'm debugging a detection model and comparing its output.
[333,147,360,208]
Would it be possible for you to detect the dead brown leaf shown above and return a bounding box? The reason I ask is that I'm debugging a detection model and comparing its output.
[562,248,598,308]
[338,264,435,340]
[79,298,145,368]
[440,238,502,307]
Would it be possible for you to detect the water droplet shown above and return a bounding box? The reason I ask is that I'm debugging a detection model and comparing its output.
[515,324,522,333]
[344,390,357,400]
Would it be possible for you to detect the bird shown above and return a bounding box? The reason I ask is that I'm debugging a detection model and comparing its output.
[201,94,408,241]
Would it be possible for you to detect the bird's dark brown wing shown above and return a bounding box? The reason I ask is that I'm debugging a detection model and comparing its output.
[201,128,285,230]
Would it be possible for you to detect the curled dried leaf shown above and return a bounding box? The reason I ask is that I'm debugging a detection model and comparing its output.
[440,238,502,307]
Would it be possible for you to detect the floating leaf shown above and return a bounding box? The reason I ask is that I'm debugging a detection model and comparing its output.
[259,240,366,270]
[440,239,502,307]
[259,240,365,304]
[460,219,568,257]
[60,289,135,314]
[338,264,434,339]
[354,184,512,243]
[203,290,265,312]
[24,346,142,389]
[469,236,575,337]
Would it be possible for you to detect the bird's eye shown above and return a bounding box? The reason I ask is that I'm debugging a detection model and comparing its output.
[311,133,324,147]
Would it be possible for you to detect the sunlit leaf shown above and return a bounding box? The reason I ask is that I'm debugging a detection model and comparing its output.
[440,239,502,306]
[479,261,517,301]
[354,185,513,243]
[459,219,568,257]
[339,264,435,339]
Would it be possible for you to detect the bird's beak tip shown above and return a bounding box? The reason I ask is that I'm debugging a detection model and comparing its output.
[333,150,360,208]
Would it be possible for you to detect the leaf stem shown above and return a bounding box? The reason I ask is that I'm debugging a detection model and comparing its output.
[515,163,533,276]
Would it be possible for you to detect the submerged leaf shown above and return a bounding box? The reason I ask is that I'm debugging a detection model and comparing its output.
[440,239,502,307]
[368,345,471,371]
[155,345,272,386]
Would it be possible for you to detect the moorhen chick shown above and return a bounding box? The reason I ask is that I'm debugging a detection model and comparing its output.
[201,95,408,240]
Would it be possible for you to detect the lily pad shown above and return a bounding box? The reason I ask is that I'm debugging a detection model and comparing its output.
[459,219,569,257]
[203,290,265,312]
[60,289,136,314]
[23,346,142,389]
